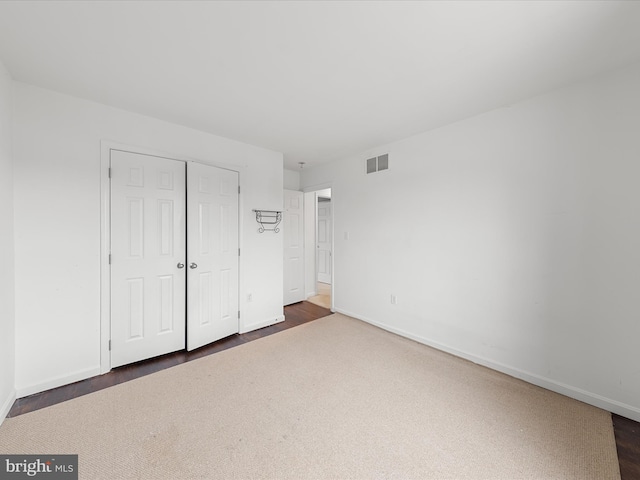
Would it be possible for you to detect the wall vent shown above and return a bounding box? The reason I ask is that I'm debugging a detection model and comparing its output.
[366,154,389,174]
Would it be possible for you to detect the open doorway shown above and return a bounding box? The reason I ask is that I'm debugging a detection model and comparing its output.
[304,188,332,310]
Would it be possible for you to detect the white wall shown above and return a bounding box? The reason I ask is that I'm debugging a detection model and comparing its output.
[301,62,640,422]
[0,60,15,423]
[283,168,300,191]
[13,83,284,396]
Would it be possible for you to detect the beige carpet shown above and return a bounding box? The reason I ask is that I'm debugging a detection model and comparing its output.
[307,282,331,309]
[0,314,620,480]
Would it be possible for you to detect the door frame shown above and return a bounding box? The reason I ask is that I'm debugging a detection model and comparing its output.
[99,141,243,374]
[302,183,334,311]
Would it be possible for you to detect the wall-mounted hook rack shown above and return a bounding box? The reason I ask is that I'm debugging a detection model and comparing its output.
[252,209,282,233]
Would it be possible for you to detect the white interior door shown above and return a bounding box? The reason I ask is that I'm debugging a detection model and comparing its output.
[110,150,186,368]
[283,189,305,305]
[317,199,332,284]
[187,162,239,351]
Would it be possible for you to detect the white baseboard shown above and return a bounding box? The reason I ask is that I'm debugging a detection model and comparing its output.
[335,308,640,423]
[239,315,285,334]
[0,388,16,425]
[305,291,317,299]
[16,366,102,399]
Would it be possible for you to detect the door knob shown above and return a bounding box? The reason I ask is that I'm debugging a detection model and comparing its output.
[189,263,198,269]
[177,262,185,269]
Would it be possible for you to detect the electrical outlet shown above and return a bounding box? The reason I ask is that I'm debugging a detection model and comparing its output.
[247,293,253,302]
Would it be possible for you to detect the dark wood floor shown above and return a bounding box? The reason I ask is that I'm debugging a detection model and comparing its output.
[8,301,331,417]
[7,301,640,479]
[613,413,640,480]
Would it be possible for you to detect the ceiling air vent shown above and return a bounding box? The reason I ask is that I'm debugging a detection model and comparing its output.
[366,154,389,174]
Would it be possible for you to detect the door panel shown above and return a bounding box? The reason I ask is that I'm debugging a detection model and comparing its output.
[317,201,332,284]
[187,162,239,351]
[110,150,186,368]
[283,190,305,305]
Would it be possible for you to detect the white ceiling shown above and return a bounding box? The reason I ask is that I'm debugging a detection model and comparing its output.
[1,1,640,170]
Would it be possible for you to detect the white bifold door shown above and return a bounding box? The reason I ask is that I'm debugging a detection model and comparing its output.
[186,162,239,351]
[110,150,239,368]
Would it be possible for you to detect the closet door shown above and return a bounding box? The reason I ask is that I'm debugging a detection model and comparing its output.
[110,150,186,368]
[187,162,239,351]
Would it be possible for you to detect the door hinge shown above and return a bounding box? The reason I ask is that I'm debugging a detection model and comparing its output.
[238,310,240,319]
[238,248,240,256]
[108,340,111,351]
[238,185,240,194]
[108,167,111,178]
[108,254,112,264]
